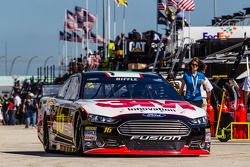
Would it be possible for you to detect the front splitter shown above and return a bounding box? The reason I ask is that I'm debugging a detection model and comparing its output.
[84,146,210,156]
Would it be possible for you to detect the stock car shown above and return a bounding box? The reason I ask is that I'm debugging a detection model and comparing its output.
[38,71,210,155]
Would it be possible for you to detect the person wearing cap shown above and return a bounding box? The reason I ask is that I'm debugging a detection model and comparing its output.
[23,93,38,128]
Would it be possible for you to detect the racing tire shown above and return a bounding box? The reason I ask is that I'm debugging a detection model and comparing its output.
[74,115,84,154]
[43,115,53,153]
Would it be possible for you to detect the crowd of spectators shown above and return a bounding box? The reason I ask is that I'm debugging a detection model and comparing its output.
[0,92,38,128]
[0,80,39,128]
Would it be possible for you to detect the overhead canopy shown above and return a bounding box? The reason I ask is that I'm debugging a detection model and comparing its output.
[236,70,249,80]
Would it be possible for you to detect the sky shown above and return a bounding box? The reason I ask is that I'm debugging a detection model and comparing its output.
[0,0,249,75]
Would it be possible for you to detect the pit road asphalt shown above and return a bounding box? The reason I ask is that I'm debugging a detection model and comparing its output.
[0,125,250,167]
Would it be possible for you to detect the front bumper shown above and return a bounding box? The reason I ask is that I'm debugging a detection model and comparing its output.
[84,145,209,155]
[82,117,210,155]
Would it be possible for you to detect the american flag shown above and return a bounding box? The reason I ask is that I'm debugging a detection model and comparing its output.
[178,0,195,11]
[66,10,75,21]
[75,6,83,18]
[90,32,105,44]
[158,0,167,11]
[83,22,94,31]
[167,0,178,9]
[72,32,82,43]
[157,11,167,25]
[66,32,72,41]
[64,21,79,31]
[77,17,94,32]
[59,31,72,41]
[59,31,65,40]
[75,6,96,22]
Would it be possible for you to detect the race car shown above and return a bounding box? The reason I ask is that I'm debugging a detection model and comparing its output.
[38,71,210,155]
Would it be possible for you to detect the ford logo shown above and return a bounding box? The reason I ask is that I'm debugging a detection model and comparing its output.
[142,113,166,118]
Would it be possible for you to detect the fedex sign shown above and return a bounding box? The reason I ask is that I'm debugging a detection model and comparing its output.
[203,32,230,40]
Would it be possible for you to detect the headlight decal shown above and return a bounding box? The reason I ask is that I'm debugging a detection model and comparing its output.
[88,114,117,124]
[190,116,208,125]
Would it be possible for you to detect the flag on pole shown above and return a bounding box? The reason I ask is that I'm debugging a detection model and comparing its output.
[83,10,96,22]
[64,21,79,31]
[77,17,94,32]
[167,0,178,9]
[66,32,72,41]
[83,22,94,31]
[157,11,167,24]
[75,6,84,17]
[59,31,65,40]
[66,10,75,21]
[72,32,82,43]
[83,31,105,44]
[59,31,73,41]
[75,6,96,22]
[90,32,105,44]
[178,0,195,11]
[158,0,167,11]
[114,0,128,7]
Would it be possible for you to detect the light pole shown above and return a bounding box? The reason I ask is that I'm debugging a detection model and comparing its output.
[214,0,217,18]
[26,56,39,75]
[9,56,22,75]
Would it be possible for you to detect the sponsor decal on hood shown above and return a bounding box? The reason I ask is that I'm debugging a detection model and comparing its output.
[142,113,166,118]
[77,99,206,119]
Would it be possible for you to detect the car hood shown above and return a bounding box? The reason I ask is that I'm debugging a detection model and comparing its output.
[77,99,206,119]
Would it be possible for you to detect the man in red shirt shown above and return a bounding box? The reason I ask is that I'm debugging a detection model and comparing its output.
[7,97,15,125]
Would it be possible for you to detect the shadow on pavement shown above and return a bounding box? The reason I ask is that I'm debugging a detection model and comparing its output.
[1,151,74,157]
[1,151,203,158]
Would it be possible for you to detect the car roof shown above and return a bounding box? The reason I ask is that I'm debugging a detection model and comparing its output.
[81,71,161,78]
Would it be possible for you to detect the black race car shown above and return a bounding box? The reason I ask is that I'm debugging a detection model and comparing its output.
[38,71,210,155]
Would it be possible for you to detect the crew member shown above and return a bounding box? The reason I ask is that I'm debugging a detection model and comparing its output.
[23,93,38,128]
[179,57,206,108]
[242,75,250,107]
[200,63,213,111]
[167,72,181,92]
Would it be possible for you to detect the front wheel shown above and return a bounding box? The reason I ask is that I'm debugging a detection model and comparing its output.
[75,116,84,154]
[43,115,52,152]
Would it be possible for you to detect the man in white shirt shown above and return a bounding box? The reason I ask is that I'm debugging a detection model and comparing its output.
[14,93,22,124]
[14,94,21,107]
[242,75,250,106]
[201,64,213,111]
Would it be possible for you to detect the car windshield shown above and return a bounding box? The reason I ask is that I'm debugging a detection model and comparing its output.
[82,76,183,101]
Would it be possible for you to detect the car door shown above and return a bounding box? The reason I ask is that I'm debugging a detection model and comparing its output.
[52,78,72,144]
[63,75,81,140]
